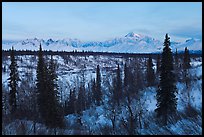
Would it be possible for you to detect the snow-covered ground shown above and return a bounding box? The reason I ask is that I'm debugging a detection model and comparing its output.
[2,54,202,135]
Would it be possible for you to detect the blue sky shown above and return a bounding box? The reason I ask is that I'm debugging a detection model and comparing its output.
[2,2,202,42]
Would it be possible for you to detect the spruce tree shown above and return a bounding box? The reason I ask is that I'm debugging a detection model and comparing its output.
[135,58,144,92]
[155,34,177,125]
[48,55,60,101]
[36,45,64,128]
[124,63,128,89]
[95,65,102,105]
[183,47,191,70]
[112,77,117,106]
[92,79,97,105]
[76,84,86,114]
[47,55,64,128]
[146,56,155,87]
[123,63,133,105]
[8,46,20,114]
[65,88,76,115]
[115,64,122,106]
[183,47,191,104]
[36,44,49,124]
[86,82,93,108]
[124,63,130,97]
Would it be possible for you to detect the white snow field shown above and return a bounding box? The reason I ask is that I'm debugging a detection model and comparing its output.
[2,53,202,135]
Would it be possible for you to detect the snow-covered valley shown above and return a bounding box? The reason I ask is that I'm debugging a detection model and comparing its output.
[2,53,202,135]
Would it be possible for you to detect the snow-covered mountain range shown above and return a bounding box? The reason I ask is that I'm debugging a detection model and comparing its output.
[2,32,202,53]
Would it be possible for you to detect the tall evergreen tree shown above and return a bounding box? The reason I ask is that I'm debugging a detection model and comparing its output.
[47,55,64,128]
[134,58,144,92]
[36,45,64,128]
[112,77,118,106]
[146,56,155,86]
[65,88,76,115]
[87,81,94,108]
[155,34,177,125]
[92,79,97,104]
[123,63,130,97]
[48,55,60,101]
[114,64,122,106]
[8,46,20,114]
[76,84,86,114]
[183,47,191,104]
[95,65,102,105]
[123,63,128,89]
[36,44,48,123]
[183,47,191,70]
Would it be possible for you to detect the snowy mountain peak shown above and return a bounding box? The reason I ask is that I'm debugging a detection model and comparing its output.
[125,32,142,38]
[2,33,202,53]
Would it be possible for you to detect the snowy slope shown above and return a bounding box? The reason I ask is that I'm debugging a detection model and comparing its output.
[2,32,202,53]
[2,54,202,135]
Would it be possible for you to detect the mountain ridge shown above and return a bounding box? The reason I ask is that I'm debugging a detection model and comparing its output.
[2,32,202,53]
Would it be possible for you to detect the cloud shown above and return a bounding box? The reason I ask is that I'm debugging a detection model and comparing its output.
[170,26,202,39]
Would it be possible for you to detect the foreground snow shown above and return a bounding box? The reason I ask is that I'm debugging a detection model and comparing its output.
[2,54,202,135]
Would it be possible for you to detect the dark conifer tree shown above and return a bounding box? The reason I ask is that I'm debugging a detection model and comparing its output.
[115,64,122,106]
[134,58,144,93]
[92,79,97,104]
[71,89,76,113]
[95,65,102,105]
[112,77,117,106]
[47,55,64,128]
[183,47,191,89]
[123,63,130,97]
[146,56,155,86]
[111,64,123,106]
[36,44,48,123]
[36,45,64,128]
[183,47,191,70]
[65,88,76,115]
[155,34,177,125]
[48,55,60,101]
[76,84,86,114]
[87,82,93,108]
[123,62,134,108]
[8,46,20,114]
